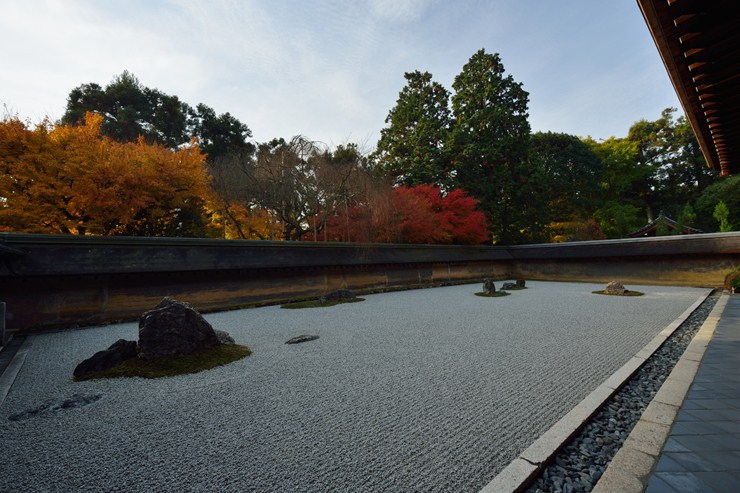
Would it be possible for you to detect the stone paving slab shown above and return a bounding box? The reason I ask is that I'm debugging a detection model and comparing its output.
[0,282,709,493]
[644,294,740,493]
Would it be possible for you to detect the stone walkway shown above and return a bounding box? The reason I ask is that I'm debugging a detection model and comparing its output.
[645,294,740,493]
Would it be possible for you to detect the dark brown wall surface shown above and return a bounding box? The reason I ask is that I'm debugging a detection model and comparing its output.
[1,232,738,332]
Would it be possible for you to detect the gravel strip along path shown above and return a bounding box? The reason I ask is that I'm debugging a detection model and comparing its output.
[525,290,720,493]
[0,282,708,493]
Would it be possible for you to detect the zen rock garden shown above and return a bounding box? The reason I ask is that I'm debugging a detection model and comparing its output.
[73,297,249,380]
[476,279,526,297]
[4,282,714,493]
[70,280,644,381]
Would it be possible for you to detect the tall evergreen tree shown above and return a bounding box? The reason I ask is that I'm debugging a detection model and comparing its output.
[190,103,255,161]
[61,71,253,162]
[373,71,451,186]
[449,49,540,244]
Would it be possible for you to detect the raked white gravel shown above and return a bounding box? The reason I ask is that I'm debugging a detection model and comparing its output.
[0,281,707,492]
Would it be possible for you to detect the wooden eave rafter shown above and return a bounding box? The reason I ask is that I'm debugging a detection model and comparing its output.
[637,0,739,176]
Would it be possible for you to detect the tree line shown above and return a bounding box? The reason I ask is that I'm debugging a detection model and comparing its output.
[0,70,488,243]
[1,53,737,243]
[374,50,735,241]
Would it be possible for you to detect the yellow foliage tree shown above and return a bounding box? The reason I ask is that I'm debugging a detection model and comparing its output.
[0,113,212,236]
[206,202,283,240]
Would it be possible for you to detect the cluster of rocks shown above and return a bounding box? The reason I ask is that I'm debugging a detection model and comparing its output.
[74,297,235,378]
[319,289,358,305]
[482,279,525,294]
[525,292,719,493]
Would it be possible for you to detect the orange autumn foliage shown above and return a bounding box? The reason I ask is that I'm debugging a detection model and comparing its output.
[207,203,283,240]
[0,113,212,236]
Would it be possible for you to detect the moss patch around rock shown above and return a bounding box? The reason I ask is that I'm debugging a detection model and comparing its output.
[474,291,511,298]
[591,290,644,297]
[74,344,252,381]
[281,298,365,309]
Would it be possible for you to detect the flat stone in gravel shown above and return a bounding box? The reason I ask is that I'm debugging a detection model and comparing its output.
[0,282,708,493]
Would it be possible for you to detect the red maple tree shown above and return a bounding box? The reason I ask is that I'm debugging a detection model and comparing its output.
[304,184,489,244]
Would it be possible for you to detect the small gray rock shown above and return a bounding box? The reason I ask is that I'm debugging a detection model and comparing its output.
[215,329,235,345]
[501,282,517,290]
[286,335,320,345]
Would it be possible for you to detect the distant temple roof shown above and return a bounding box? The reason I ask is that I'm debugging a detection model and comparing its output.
[628,211,704,238]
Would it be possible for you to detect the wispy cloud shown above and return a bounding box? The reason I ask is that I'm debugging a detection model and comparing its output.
[367,0,436,22]
[1,0,681,147]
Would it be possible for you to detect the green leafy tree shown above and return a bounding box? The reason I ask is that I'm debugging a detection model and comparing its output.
[695,175,740,232]
[449,49,542,244]
[530,132,601,223]
[628,108,715,218]
[583,109,718,238]
[373,71,451,186]
[655,218,671,236]
[586,136,648,237]
[626,112,668,217]
[588,137,646,205]
[658,111,716,209]
[674,203,697,235]
[713,201,733,232]
[593,201,642,238]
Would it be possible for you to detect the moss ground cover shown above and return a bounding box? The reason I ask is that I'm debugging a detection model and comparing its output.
[281,298,365,309]
[74,344,251,381]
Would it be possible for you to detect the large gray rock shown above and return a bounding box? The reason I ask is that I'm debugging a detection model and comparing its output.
[483,279,497,294]
[516,279,526,288]
[319,289,357,305]
[137,297,221,360]
[74,339,137,378]
[604,281,626,295]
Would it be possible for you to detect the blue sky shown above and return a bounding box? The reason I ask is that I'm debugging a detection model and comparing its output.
[0,0,681,151]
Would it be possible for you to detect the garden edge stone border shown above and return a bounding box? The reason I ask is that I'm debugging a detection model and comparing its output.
[0,336,34,406]
[590,292,729,493]
[479,288,713,493]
